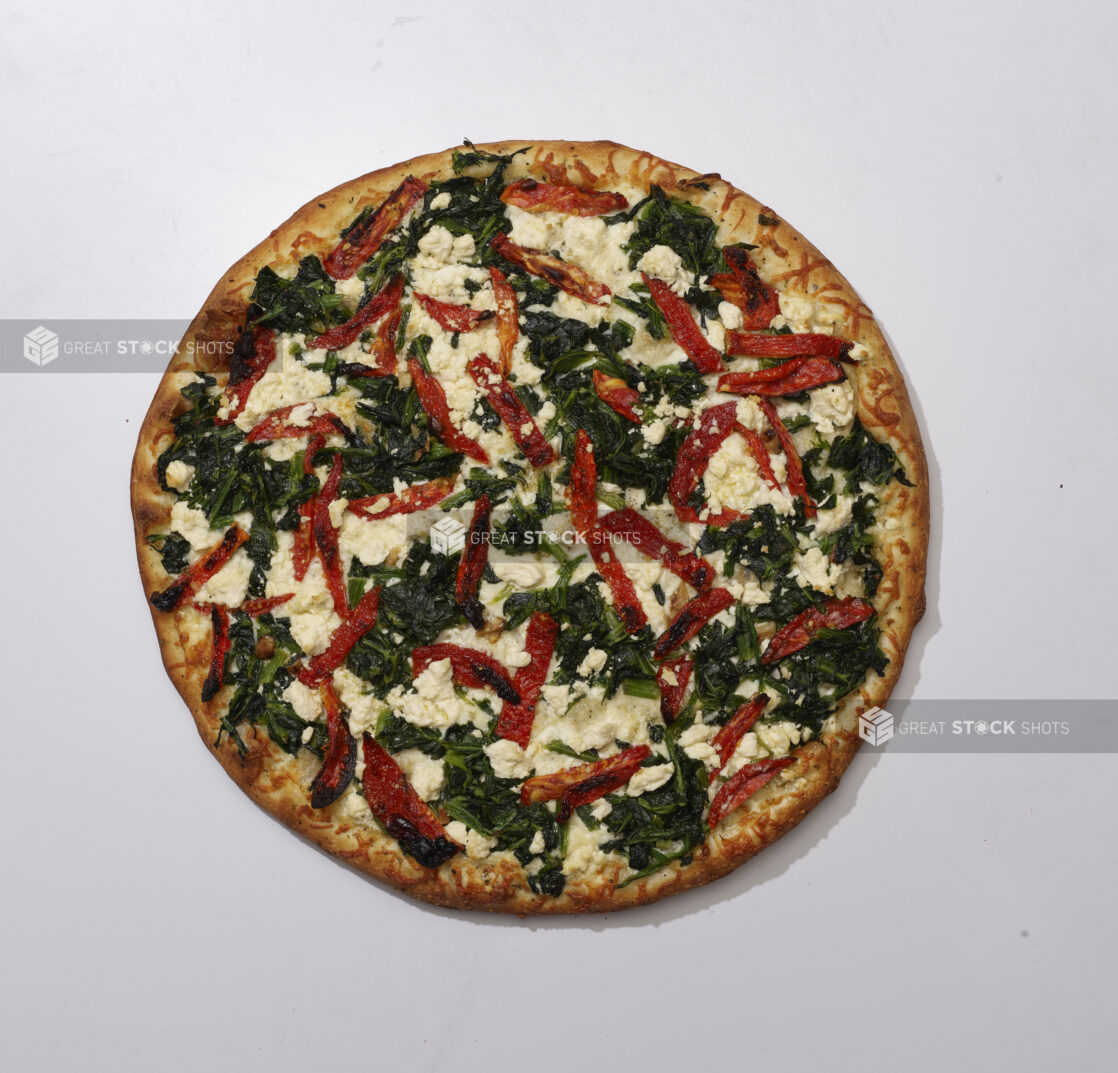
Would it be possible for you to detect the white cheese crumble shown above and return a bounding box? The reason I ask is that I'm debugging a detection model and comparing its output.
[626,764,674,796]
[809,381,856,435]
[393,749,445,802]
[637,244,690,295]
[164,460,195,492]
[485,738,533,780]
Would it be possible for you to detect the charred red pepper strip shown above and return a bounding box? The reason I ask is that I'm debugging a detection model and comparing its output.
[150,525,249,612]
[667,402,742,526]
[414,292,495,333]
[408,358,490,463]
[455,494,492,630]
[568,432,648,633]
[223,328,276,423]
[709,693,770,782]
[707,757,795,828]
[656,657,693,724]
[653,587,735,660]
[597,508,714,591]
[313,453,348,615]
[198,604,231,702]
[757,398,815,517]
[761,597,874,665]
[521,746,652,822]
[324,176,427,280]
[592,370,641,424]
[309,274,405,351]
[500,178,629,216]
[245,404,348,443]
[309,682,357,809]
[491,232,611,305]
[496,611,560,747]
[709,247,781,330]
[490,266,519,374]
[467,353,556,467]
[642,274,723,374]
[296,586,381,687]
[348,477,455,520]
[735,425,780,491]
[725,332,854,361]
[718,358,843,397]
[587,532,649,634]
[411,644,521,705]
[241,593,294,617]
[361,734,462,867]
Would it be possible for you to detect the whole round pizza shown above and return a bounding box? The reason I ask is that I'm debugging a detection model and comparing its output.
[131,140,928,913]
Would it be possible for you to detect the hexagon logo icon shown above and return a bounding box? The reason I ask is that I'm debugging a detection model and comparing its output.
[23,325,59,367]
[857,705,895,746]
[430,516,466,555]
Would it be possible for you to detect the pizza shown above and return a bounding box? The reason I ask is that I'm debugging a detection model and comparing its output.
[131,140,927,913]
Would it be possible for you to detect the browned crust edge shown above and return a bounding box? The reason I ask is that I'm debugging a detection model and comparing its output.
[130,140,929,914]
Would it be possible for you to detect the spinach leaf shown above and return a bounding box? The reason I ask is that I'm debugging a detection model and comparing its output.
[251,256,346,334]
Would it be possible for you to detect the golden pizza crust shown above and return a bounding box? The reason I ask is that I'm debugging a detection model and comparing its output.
[131,140,928,914]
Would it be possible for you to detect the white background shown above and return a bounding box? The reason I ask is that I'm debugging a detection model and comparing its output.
[2,1,1116,1070]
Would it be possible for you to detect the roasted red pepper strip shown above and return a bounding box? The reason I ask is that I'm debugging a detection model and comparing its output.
[313,453,348,615]
[667,402,742,526]
[241,594,294,617]
[414,292,495,333]
[761,597,875,665]
[361,734,462,867]
[408,358,490,463]
[725,332,854,361]
[338,301,404,379]
[500,178,629,216]
[296,585,382,687]
[718,358,843,397]
[709,693,770,782]
[521,746,652,822]
[709,247,781,330]
[468,353,556,467]
[597,508,714,591]
[735,425,780,491]
[656,657,693,724]
[293,499,316,582]
[491,232,611,305]
[324,176,427,280]
[411,644,521,705]
[496,611,560,747]
[653,587,735,660]
[348,477,455,520]
[455,494,492,630]
[757,398,815,517]
[245,404,348,443]
[569,429,600,536]
[707,757,795,828]
[198,604,231,702]
[490,266,519,374]
[150,525,249,612]
[223,327,276,423]
[642,274,723,374]
[568,432,648,633]
[309,682,357,809]
[309,274,405,351]
[592,370,641,424]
